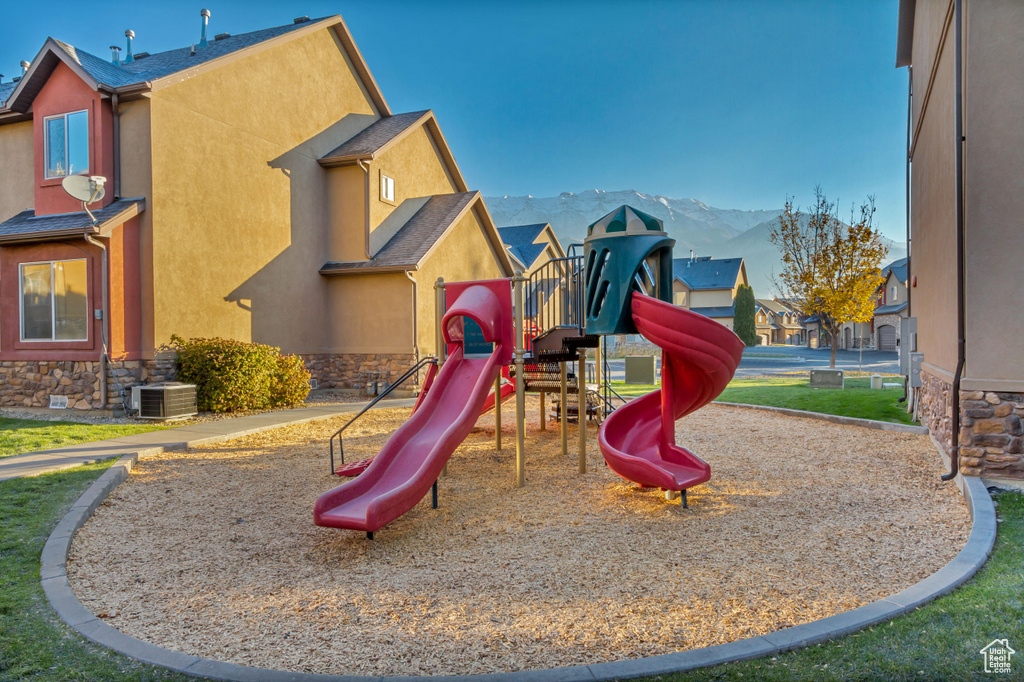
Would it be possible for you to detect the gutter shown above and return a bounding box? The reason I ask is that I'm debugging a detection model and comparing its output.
[111,93,121,199]
[943,0,965,482]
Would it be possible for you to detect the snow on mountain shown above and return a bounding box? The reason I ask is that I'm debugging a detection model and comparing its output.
[485,190,906,297]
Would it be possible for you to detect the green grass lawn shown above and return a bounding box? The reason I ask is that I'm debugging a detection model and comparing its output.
[609,376,914,425]
[660,491,1024,681]
[0,462,189,681]
[0,417,165,459]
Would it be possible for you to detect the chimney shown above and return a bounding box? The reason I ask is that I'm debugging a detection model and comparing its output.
[0,74,3,85]
[110,45,121,64]
[124,29,135,63]
[689,249,694,261]
[199,9,211,48]
[20,60,30,75]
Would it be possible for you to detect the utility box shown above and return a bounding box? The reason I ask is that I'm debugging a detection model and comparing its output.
[870,374,883,389]
[624,355,657,384]
[910,352,924,388]
[809,369,844,388]
[899,317,917,375]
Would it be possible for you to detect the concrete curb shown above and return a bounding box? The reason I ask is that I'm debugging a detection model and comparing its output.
[41,426,995,681]
[715,401,930,434]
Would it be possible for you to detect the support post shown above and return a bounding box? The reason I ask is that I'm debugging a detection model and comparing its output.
[595,336,603,424]
[435,277,448,477]
[495,374,502,451]
[432,479,438,509]
[513,271,527,488]
[560,360,568,458]
[578,346,587,474]
[540,392,546,431]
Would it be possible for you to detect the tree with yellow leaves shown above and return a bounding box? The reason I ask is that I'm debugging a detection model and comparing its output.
[769,187,887,368]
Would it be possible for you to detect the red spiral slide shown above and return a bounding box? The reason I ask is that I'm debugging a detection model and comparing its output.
[598,291,745,492]
[314,281,512,534]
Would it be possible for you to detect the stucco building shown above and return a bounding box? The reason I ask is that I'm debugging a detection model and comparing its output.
[671,256,748,331]
[0,13,513,409]
[754,299,805,346]
[897,0,1024,484]
[872,257,908,352]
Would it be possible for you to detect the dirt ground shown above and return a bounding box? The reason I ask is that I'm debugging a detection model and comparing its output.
[68,399,970,676]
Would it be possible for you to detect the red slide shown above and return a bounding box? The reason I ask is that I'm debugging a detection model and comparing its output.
[598,292,744,492]
[315,281,513,534]
[480,366,516,415]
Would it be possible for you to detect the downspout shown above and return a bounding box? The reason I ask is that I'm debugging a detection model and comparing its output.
[84,234,109,409]
[900,65,912,404]
[942,0,965,482]
[357,159,371,259]
[111,93,121,199]
[404,270,419,359]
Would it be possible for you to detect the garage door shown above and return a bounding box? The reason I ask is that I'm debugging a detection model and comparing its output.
[878,325,896,351]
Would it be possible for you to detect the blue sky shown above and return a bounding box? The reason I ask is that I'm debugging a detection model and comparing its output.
[1,1,908,239]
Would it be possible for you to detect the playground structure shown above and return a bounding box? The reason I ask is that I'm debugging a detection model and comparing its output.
[315,204,744,535]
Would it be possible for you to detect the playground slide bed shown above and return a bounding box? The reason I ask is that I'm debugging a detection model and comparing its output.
[67,399,969,677]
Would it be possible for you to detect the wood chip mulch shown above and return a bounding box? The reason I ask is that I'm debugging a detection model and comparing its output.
[67,400,969,676]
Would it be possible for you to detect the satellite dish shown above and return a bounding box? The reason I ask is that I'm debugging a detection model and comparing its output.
[61,175,107,226]
[61,175,106,204]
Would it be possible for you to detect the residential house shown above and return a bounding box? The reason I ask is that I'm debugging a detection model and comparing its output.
[672,256,748,331]
[496,222,564,277]
[872,257,909,351]
[754,298,806,346]
[0,13,513,409]
[897,0,1024,484]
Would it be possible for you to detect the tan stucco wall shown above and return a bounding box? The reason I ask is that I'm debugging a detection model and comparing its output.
[326,273,413,353]
[690,289,734,308]
[147,27,379,355]
[909,0,958,375]
[369,124,457,238]
[415,205,507,356]
[326,165,367,261]
[0,121,35,222]
[963,0,1024,383]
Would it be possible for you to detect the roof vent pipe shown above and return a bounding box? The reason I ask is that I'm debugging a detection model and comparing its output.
[109,45,121,64]
[20,60,30,74]
[199,9,210,48]
[124,29,135,63]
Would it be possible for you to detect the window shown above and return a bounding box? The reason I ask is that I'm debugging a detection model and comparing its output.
[44,110,89,178]
[890,285,897,302]
[20,260,89,341]
[381,173,395,202]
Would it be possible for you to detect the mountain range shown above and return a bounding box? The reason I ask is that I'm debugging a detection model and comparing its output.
[484,189,906,296]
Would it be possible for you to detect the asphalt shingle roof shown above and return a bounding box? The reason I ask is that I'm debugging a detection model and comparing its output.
[321,111,428,161]
[0,82,15,106]
[320,192,477,273]
[874,302,908,315]
[497,223,548,269]
[673,256,743,290]
[2,18,327,106]
[0,198,144,242]
[881,257,908,283]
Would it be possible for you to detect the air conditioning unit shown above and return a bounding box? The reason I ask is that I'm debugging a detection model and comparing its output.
[130,382,198,420]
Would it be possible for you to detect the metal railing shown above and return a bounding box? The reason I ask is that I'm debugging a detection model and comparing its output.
[328,356,438,475]
[525,254,585,341]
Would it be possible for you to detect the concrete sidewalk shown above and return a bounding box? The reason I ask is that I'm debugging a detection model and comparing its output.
[0,398,417,482]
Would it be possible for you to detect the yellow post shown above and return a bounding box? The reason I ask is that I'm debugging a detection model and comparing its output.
[513,271,527,487]
[539,392,546,431]
[595,337,603,425]
[494,374,502,451]
[560,360,568,458]
[578,347,587,474]
[435,277,448,477]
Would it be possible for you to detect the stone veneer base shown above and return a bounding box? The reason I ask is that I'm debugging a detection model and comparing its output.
[40,406,995,681]
[918,371,1024,481]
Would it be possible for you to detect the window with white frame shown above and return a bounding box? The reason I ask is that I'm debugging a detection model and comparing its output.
[20,260,89,341]
[381,173,395,202]
[890,285,897,302]
[44,110,89,178]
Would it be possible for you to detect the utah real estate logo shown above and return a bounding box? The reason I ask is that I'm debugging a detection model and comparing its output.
[980,639,1015,674]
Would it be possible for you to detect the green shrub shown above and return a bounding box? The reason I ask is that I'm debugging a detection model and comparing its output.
[170,335,310,412]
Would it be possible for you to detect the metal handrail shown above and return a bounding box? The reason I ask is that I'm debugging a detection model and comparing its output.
[328,356,438,475]
[525,254,584,339]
